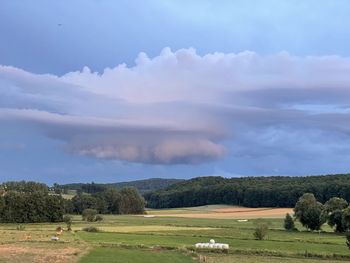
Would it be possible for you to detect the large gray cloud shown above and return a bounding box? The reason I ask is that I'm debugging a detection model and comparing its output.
[1,48,350,166]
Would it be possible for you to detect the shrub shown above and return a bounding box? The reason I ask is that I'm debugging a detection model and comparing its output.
[284,213,296,231]
[63,215,73,231]
[82,226,100,232]
[253,222,269,240]
[16,225,25,231]
[82,209,97,222]
[95,214,103,221]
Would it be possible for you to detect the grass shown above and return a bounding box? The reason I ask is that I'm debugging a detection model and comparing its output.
[78,247,194,263]
[1,205,350,262]
[205,254,346,263]
[76,231,350,256]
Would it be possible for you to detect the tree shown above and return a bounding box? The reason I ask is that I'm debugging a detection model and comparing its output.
[324,197,348,212]
[284,213,296,231]
[0,182,64,223]
[82,209,97,222]
[119,187,145,214]
[63,215,73,231]
[323,197,348,232]
[342,207,350,231]
[52,183,62,194]
[103,188,121,214]
[294,193,325,231]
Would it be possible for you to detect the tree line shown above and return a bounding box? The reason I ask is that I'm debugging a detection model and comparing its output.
[55,178,183,194]
[64,187,145,215]
[292,193,350,232]
[144,174,350,208]
[0,181,64,223]
[0,181,145,223]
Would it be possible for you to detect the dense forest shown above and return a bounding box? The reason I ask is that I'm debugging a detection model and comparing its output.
[58,178,183,194]
[144,174,350,208]
[0,181,145,223]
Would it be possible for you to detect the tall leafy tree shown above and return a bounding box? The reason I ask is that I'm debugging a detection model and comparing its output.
[323,197,348,232]
[294,193,325,231]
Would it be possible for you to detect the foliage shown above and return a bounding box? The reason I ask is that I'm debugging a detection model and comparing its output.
[294,193,325,231]
[342,207,350,231]
[284,213,295,231]
[59,178,183,194]
[0,181,64,223]
[82,226,100,232]
[82,209,98,222]
[95,214,103,221]
[70,186,145,215]
[322,197,348,232]
[16,225,25,231]
[63,215,73,231]
[253,220,269,240]
[144,174,350,209]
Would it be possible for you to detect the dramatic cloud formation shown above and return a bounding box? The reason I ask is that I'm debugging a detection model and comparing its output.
[1,48,350,166]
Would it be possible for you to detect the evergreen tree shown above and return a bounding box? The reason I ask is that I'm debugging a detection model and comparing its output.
[284,213,296,231]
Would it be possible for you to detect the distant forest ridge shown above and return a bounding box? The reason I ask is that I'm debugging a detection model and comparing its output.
[59,178,184,194]
[144,174,350,208]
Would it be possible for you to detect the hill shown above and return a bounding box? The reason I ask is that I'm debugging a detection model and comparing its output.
[60,178,183,194]
[144,174,350,208]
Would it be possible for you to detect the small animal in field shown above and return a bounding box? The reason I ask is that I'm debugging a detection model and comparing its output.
[56,226,63,235]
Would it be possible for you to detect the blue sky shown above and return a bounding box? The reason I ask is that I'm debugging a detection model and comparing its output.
[1,0,350,184]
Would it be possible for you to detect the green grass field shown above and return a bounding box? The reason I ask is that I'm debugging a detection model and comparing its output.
[78,247,195,263]
[1,205,350,262]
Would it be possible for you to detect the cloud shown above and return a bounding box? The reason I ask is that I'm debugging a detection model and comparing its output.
[1,48,350,167]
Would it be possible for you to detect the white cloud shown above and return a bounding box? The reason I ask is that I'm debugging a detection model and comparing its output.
[1,48,350,165]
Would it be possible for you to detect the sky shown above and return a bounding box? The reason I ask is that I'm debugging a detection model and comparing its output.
[1,0,350,184]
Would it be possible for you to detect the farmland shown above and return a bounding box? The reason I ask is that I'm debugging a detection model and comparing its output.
[0,205,350,262]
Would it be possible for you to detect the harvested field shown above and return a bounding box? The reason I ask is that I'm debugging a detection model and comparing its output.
[148,207,293,218]
[0,243,87,263]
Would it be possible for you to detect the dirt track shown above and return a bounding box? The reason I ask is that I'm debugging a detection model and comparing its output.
[155,207,293,219]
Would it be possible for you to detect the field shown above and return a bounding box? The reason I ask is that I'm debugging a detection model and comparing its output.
[0,205,350,262]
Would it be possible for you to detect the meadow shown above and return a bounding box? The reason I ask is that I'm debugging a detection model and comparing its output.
[0,205,350,262]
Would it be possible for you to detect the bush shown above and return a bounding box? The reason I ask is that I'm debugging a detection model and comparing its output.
[82,226,100,232]
[82,209,97,222]
[95,214,103,221]
[253,220,269,240]
[284,213,296,231]
[63,215,73,231]
[16,225,25,231]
